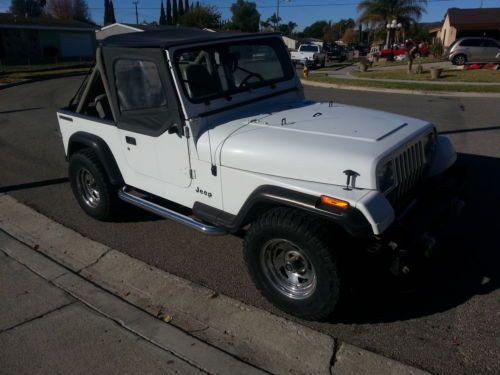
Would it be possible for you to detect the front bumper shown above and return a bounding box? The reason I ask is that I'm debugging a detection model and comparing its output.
[372,164,465,275]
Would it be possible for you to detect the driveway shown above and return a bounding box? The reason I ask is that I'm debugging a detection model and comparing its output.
[0,77,499,375]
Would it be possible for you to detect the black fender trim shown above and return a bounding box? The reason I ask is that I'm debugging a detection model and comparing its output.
[67,131,124,186]
[193,185,373,237]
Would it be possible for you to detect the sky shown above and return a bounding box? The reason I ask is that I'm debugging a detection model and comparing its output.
[1,0,500,30]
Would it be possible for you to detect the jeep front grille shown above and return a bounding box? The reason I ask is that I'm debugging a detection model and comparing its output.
[386,137,427,209]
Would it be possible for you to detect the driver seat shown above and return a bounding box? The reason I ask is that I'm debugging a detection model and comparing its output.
[184,64,218,99]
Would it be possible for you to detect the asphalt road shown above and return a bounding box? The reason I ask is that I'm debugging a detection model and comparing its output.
[1,76,499,375]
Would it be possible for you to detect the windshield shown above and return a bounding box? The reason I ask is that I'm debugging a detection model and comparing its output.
[299,45,319,52]
[175,38,294,103]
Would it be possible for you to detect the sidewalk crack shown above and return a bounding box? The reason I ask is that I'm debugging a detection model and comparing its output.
[77,247,111,273]
[0,300,77,335]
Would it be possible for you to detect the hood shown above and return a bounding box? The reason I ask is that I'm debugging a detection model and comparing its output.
[207,101,433,189]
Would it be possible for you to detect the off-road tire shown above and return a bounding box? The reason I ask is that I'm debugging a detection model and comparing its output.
[452,54,467,66]
[244,208,341,320]
[69,148,122,221]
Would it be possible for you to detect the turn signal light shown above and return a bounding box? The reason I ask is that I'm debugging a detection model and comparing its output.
[320,195,349,209]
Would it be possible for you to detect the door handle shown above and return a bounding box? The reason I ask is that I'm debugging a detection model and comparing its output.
[125,136,136,145]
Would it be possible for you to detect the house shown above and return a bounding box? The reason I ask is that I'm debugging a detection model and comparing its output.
[282,35,298,51]
[0,13,97,64]
[433,8,500,47]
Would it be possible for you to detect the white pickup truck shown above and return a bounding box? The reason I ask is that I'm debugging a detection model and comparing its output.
[291,43,327,68]
[57,28,463,320]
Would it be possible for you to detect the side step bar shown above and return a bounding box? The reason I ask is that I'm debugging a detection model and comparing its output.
[118,186,226,236]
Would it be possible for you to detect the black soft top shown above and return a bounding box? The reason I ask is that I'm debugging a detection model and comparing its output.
[100,27,279,48]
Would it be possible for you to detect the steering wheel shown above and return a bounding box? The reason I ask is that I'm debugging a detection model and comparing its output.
[240,72,265,87]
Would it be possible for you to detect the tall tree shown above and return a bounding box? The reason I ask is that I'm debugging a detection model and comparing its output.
[357,0,427,30]
[181,4,220,29]
[184,0,189,13]
[109,0,116,23]
[303,20,329,39]
[166,0,172,24]
[47,0,90,22]
[172,0,177,24]
[10,0,46,17]
[159,1,166,25]
[103,0,109,25]
[230,0,260,33]
[178,0,184,18]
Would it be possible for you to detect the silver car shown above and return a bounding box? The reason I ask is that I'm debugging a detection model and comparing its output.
[444,37,500,65]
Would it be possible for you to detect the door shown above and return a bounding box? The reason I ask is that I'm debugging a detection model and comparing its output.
[103,47,191,188]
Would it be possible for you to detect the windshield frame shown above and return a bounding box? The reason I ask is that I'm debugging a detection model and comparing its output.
[173,37,295,105]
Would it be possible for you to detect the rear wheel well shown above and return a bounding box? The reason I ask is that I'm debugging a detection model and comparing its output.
[67,132,124,187]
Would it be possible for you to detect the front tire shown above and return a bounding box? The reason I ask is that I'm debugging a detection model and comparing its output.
[69,149,121,221]
[244,208,341,320]
[452,54,467,65]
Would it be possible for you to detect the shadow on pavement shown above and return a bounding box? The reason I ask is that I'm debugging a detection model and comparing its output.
[0,107,43,115]
[0,177,69,193]
[440,125,500,135]
[332,152,500,324]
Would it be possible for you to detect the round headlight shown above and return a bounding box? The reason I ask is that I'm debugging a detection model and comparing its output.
[377,160,396,193]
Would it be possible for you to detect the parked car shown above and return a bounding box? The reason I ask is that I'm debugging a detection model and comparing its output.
[380,41,429,58]
[443,37,500,65]
[323,43,347,61]
[57,28,463,320]
[291,44,327,68]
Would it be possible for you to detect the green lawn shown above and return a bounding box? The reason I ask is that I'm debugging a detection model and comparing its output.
[0,66,91,84]
[305,74,500,93]
[0,61,93,74]
[351,68,500,83]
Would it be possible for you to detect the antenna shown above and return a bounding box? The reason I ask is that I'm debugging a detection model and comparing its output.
[132,0,139,24]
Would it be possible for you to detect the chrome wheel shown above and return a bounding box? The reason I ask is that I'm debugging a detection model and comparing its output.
[454,55,466,65]
[260,239,317,300]
[76,168,100,208]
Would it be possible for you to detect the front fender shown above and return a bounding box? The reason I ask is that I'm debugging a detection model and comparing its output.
[427,136,457,177]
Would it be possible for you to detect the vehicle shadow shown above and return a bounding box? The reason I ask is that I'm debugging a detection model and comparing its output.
[332,152,500,324]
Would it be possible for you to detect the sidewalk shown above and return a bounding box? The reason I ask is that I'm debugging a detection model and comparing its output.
[0,231,266,375]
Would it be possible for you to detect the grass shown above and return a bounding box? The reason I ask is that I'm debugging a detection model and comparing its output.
[351,68,500,83]
[371,56,442,67]
[0,65,91,84]
[305,74,500,93]
[0,61,93,74]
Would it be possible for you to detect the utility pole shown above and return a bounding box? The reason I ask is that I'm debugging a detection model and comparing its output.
[275,0,291,31]
[133,0,139,24]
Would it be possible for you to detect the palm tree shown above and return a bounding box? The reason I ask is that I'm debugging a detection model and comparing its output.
[357,0,427,45]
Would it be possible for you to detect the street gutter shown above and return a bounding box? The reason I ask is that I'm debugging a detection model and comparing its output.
[0,194,431,375]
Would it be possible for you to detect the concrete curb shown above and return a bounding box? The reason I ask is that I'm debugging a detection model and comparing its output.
[301,79,500,98]
[0,194,431,375]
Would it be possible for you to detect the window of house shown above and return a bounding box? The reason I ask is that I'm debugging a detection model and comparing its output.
[114,59,167,112]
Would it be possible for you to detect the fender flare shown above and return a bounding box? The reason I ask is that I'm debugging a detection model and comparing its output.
[67,131,124,186]
[193,185,373,237]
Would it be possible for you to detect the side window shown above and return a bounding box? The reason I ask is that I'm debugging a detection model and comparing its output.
[460,39,481,47]
[114,59,167,112]
[482,40,498,48]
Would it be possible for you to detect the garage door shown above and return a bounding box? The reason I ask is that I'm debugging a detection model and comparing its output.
[60,33,93,57]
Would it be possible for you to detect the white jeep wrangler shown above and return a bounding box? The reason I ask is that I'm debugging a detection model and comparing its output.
[57,28,461,320]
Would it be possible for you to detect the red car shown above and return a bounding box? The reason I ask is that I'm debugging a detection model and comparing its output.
[380,42,429,58]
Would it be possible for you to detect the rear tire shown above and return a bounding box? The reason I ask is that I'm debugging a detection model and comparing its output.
[452,54,467,65]
[69,148,122,221]
[244,208,341,320]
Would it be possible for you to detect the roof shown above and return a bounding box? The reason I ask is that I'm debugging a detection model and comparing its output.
[447,7,500,27]
[0,13,97,30]
[100,27,279,48]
